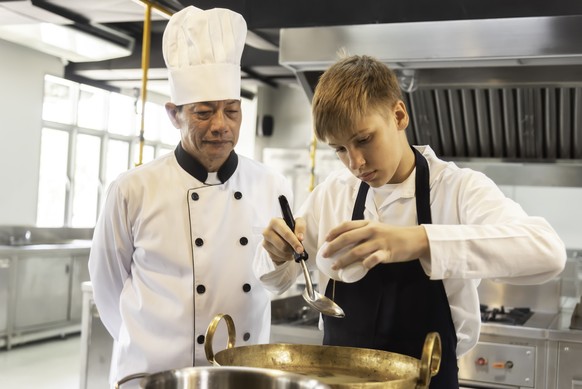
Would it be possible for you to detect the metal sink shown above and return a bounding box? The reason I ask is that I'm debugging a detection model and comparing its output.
[271,294,320,327]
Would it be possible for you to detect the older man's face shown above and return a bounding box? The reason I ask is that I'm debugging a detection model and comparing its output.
[166,99,242,172]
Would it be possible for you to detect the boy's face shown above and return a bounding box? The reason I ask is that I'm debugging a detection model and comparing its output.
[326,101,413,187]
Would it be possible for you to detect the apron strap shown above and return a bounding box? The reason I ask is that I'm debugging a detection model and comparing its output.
[352,147,432,224]
[351,181,369,221]
[413,147,432,225]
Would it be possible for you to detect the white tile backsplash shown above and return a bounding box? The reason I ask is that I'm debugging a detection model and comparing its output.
[499,185,582,249]
[513,186,582,249]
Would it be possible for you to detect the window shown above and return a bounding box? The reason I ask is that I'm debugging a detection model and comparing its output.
[77,85,108,130]
[108,93,138,136]
[37,75,180,227]
[71,134,101,227]
[37,128,69,227]
[42,77,76,124]
[104,139,130,192]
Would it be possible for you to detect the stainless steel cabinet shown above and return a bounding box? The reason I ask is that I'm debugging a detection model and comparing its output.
[14,255,71,329]
[557,341,582,389]
[0,258,10,333]
[0,239,92,349]
[69,255,90,322]
[79,283,113,389]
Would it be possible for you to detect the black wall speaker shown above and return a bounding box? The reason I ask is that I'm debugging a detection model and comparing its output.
[260,115,274,137]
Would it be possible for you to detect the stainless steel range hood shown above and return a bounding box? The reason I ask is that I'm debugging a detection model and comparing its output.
[279,15,582,185]
[280,15,582,74]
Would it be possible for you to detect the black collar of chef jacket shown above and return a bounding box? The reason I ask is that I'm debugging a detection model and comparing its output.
[174,143,238,184]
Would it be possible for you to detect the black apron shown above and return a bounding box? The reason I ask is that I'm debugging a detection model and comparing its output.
[323,148,459,389]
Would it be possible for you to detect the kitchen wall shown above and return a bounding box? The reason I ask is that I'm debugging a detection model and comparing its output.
[499,186,582,249]
[0,38,64,225]
[253,82,314,160]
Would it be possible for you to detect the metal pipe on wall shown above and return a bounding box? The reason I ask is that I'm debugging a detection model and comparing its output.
[134,1,173,166]
[136,3,151,167]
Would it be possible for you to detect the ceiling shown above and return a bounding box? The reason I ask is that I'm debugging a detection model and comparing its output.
[2,0,582,99]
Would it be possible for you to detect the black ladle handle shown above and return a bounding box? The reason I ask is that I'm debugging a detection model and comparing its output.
[278,195,309,262]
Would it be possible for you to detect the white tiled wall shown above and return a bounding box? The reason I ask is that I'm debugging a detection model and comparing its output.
[499,185,582,250]
[500,185,582,298]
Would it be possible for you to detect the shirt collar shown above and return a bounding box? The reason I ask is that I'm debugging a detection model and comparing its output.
[174,143,238,183]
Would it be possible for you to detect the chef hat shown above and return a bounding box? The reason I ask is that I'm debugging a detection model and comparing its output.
[162,6,247,105]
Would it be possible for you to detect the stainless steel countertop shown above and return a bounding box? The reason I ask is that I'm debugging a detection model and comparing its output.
[272,292,582,344]
[0,240,92,254]
[272,311,582,345]
[479,306,582,343]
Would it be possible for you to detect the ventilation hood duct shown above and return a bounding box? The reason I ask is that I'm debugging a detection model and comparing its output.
[279,15,582,185]
[280,15,582,76]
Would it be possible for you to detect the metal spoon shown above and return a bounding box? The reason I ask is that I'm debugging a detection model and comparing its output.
[278,195,345,318]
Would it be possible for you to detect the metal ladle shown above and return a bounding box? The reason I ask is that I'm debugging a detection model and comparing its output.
[278,196,345,318]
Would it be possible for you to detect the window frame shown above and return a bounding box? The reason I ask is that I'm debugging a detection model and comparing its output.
[38,75,178,227]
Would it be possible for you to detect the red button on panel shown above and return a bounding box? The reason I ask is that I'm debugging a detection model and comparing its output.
[475,357,488,366]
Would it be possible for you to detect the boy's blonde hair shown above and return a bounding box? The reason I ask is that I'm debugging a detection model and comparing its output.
[312,55,403,142]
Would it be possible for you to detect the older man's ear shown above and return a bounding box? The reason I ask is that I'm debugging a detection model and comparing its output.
[165,103,181,129]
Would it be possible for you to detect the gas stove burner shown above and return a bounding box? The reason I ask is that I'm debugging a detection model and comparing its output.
[480,305,534,325]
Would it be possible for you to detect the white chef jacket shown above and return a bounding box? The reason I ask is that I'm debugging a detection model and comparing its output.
[253,145,566,357]
[89,148,292,387]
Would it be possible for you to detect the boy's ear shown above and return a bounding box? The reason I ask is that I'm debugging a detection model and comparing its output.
[394,100,409,131]
[165,103,181,129]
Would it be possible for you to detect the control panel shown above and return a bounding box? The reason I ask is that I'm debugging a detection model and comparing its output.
[458,341,536,387]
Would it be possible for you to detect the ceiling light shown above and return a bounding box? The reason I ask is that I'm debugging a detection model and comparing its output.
[246,31,278,52]
[0,21,134,62]
[396,69,417,93]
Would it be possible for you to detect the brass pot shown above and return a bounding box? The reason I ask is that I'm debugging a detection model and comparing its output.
[205,314,441,389]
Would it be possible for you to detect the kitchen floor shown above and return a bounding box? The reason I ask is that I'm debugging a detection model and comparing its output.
[0,334,81,389]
